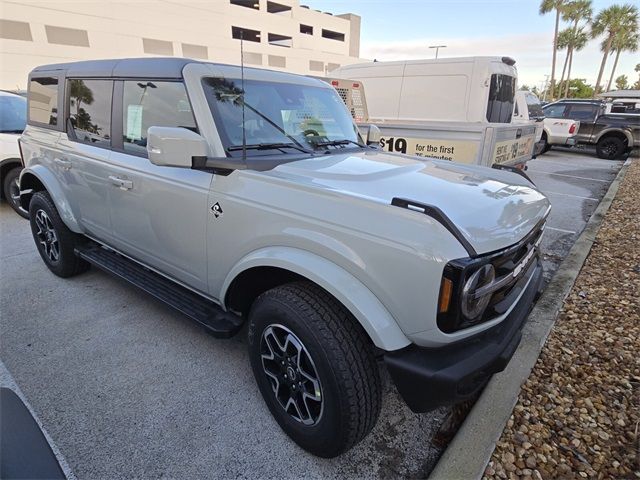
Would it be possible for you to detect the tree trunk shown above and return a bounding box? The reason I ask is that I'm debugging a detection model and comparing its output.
[594,35,613,97]
[559,49,570,95]
[565,48,574,98]
[606,49,621,92]
[550,8,560,100]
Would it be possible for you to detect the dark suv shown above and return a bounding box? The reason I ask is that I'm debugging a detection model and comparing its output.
[542,99,640,159]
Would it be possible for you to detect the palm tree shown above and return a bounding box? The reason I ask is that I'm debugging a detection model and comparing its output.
[606,31,639,91]
[540,0,570,100]
[591,3,639,96]
[564,28,589,98]
[560,0,592,98]
[556,28,573,94]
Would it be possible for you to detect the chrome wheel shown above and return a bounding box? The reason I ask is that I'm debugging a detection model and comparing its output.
[34,209,60,263]
[260,324,323,425]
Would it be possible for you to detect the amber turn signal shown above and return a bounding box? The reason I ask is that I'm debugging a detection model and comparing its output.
[438,278,453,313]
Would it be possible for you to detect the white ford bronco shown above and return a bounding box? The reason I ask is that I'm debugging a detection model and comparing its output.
[19,58,550,457]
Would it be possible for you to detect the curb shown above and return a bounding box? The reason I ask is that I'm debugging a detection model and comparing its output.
[429,157,634,480]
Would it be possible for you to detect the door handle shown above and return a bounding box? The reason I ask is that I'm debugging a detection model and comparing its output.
[54,158,72,170]
[108,175,133,190]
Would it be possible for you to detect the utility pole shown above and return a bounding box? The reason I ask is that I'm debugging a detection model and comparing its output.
[541,74,550,102]
[428,45,447,59]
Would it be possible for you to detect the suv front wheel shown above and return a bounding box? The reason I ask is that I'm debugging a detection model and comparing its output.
[247,281,381,458]
[29,191,89,278]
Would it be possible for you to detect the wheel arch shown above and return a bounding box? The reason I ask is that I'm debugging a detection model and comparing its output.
[19,166,82,232]
[221,247,411,351]
[594,128,631,145]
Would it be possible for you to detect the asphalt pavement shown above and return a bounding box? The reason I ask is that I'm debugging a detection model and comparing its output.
[0,148,623,478]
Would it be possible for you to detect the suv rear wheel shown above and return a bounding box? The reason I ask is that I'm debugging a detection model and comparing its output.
[596,136,626,160]
[247,281,381,458]
[29,191,89,278]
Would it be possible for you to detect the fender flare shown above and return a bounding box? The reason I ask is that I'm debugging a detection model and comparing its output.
[221,246,411,351]
[19,166,82,233]
[594,128,632,145]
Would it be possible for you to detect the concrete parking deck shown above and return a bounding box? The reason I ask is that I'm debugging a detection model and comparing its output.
[0,150,623,478]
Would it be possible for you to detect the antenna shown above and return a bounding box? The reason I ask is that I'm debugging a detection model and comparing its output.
[240,29,247,162]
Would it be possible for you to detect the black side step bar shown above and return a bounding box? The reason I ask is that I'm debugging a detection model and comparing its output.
[75,244,243,338]
[391,198,477,257]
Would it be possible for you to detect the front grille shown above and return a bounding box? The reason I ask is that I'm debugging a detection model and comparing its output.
[470,224,544,326]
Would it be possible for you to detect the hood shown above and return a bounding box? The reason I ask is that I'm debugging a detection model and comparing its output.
[268,150,550,255]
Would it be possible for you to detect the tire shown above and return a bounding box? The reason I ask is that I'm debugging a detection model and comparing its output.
[540,133,551,154]
[2,166,29,219]
[596,136,626,160]
[28,191,89,278]
[247,281,381,458]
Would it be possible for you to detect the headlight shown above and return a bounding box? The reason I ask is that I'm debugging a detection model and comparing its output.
[461,264,495,319]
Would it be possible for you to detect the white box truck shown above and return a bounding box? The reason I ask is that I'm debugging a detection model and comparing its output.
[330,57,537,170]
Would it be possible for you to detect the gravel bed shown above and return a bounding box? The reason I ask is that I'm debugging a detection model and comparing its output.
[485,158,640,480]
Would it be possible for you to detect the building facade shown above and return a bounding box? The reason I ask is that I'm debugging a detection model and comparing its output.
[0,0,363,90]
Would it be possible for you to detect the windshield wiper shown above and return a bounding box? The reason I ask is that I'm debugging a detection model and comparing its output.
[227,142,312,154]
[309,139,365,149]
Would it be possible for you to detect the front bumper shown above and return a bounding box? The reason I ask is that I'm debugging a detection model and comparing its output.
[384,258,543,413]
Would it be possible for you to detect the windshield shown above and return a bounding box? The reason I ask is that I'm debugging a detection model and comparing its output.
[203,77,362,156]
[0,95,27,133]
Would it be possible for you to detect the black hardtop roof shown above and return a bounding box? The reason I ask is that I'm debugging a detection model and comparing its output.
[30,57,205,79]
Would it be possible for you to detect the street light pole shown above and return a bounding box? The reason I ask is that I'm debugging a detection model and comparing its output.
[429,45,447,59]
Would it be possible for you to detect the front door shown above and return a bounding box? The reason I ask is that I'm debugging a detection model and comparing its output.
[106,80,212,292]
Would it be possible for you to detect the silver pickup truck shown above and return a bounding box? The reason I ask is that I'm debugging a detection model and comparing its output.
[19,58,550,457]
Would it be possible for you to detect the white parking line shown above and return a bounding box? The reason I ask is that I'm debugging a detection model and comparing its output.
[546,226,577,234]
[544,191,599,201]
[527,169,610,183]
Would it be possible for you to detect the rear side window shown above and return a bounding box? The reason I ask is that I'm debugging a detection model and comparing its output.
[68,79,113,148]
[566,104,598,121]
[28,77,59,126]
[543,104,567,118]
[121,81,197,157]
[486,74,516,123]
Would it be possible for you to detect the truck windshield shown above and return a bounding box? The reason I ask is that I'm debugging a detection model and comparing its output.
[203,77,362,156]
[0,95,27,133]
[486,74,516,123]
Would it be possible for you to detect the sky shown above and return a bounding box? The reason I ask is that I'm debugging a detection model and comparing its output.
[303,0,639,90]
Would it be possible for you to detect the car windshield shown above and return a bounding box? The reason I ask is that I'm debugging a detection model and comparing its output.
[0,95,27,133]
[203,77,363,157]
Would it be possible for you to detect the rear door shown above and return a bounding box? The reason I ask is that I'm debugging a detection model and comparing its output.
[56,78,115,242]
[106,79,212,292]
[563,103,599,143]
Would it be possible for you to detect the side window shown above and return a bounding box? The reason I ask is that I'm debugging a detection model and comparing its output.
[68,79,113,147]
[543,104,566,118]
[28,77,59,126]
[121,81,197,156]
[566,104,598,121]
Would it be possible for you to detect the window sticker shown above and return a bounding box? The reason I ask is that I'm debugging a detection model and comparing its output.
[126,104,143,140]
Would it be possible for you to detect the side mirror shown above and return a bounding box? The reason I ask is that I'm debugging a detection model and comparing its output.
[365,124,381,147]
[147,126,209,168]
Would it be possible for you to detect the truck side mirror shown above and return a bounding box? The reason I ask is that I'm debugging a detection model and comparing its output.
[147,126,209,168]
[366,124,381,146]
